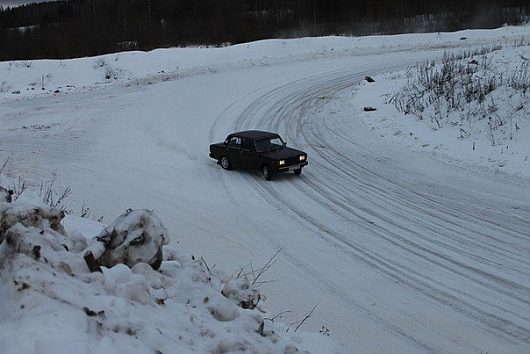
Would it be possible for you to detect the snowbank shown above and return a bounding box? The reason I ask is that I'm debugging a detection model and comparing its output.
[0,192,337,353]
[352,43,530,179]
[1,25,530,101]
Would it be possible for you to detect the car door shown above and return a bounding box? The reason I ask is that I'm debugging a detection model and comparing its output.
[239,138,258,169]
[226,136,242,167]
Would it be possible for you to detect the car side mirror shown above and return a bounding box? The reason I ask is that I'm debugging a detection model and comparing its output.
[283,142,287,147]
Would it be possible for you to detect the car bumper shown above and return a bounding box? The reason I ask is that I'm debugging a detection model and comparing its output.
[276,161,308,173]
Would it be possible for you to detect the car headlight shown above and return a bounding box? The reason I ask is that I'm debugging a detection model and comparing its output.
[299,155,306,161]
[279,160,285,166]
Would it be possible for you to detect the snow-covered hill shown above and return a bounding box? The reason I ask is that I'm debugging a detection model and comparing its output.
[1,26,529,101]
[353,42,530,178]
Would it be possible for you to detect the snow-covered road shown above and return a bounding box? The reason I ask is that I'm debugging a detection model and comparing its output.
[2,36,530,353]
[208,53,530,353]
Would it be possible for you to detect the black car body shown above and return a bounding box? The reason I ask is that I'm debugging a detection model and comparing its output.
[209,130,308,180]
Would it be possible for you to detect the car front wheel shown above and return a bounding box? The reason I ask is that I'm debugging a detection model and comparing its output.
[220,156,231,170]
[294,168,302,176]
[262,165,272,181]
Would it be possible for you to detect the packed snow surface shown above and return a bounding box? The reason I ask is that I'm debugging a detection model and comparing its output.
[1,25,530,353]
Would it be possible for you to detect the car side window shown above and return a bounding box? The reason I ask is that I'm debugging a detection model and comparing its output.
[241,138,254,151]
[227,137,241,147]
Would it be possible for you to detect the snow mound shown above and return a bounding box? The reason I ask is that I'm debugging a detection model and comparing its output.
[84,209,169,271]
[0,191,74,247]
[0,192,325,354]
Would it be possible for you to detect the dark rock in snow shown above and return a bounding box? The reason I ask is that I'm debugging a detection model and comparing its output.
[0,192,66,244]
[0,187,13,203]
[222,277,262,310]
[84,209,169,271]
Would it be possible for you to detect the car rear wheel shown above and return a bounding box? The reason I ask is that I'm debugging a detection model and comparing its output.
[220,156,231,170]
[262,165,272,181]
[294,168,302,176]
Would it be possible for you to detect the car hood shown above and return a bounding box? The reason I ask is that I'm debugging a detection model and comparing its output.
[261,147,304,160]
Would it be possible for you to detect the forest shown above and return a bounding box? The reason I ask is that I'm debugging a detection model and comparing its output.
[0,0,528,60]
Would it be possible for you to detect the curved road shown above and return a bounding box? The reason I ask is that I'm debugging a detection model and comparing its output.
[209,63,530,352]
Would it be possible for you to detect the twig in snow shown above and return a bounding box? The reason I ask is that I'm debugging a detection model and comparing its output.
[0,157,9,175]
[264,310,293,323]
[200,256,211,273]
[251,248,281,286]
[288,304,318,333]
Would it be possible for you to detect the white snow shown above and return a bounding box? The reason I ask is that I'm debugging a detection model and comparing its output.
[1,25,530,101]
[1,25,530,353]
[352,44,530,178]
[0,195,337,354]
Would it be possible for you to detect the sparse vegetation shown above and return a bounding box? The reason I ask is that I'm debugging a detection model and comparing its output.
[390,42,530,146]
[0,157,101,220]
[0,80,11,93]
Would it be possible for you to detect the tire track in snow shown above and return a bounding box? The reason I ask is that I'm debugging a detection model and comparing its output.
[212,62,530,348]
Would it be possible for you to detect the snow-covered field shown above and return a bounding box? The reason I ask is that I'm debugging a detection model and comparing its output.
[1,25,530,353]
[353,43,530,178]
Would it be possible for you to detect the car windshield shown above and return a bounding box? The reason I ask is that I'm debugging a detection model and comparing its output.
[255,136,285,152]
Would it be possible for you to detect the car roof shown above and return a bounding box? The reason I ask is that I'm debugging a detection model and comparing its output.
[231,130,280,139]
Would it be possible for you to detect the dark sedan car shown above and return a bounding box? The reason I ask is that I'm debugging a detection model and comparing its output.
[209,130,308,180]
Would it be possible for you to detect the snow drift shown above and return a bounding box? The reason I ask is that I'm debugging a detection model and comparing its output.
[0,191,331,353]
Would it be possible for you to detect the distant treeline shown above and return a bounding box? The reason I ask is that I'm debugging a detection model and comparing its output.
[0,0,528,60]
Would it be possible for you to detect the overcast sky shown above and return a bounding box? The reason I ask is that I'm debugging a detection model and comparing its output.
[0,0,54,8]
